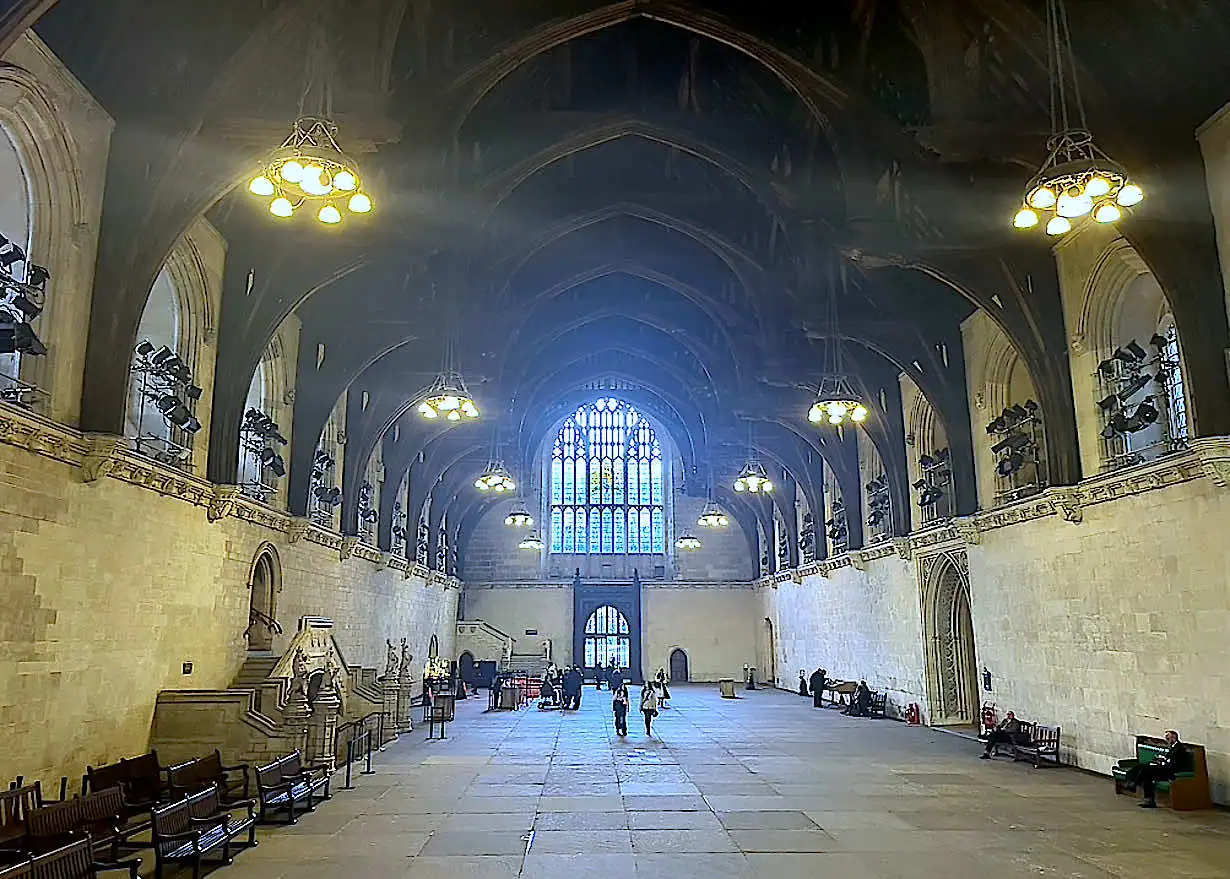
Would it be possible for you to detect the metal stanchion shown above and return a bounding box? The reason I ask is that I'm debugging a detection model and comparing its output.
[342,736,356,790]
[363,729,375,775]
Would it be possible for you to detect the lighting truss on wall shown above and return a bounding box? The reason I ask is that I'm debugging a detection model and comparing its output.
[239,407,287,501]
[391,500,408,555]
[826,499,848,555]
[865,473,891,542]
[913,448,953,523]
[986,401,1045,502]
[1096,335,1184,470]
[310,448,342,526]
[130,339,205,471]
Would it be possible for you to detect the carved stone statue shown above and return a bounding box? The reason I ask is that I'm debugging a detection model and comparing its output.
[384,639,398,678]
[290,648,309,699]
[398,638,412,681]
[325,658,343,696]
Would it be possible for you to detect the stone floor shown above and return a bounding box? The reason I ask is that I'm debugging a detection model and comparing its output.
[192,685,1230,879]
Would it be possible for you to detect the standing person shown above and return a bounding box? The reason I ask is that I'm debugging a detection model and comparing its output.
[798,670,809,698]
[608,663,623,691]
[809,668,827,708]
[612,683,630,737]
[640,682,660,737]
[655,667,671,708]
[564,665,583,710]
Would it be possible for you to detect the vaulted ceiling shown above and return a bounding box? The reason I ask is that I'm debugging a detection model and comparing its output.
[17,0,1230,570]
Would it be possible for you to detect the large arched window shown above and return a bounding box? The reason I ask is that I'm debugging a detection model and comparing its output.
[548,398,665,555]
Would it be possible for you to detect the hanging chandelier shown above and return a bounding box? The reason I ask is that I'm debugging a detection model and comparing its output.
[518,530,544,550]
[696,500,729,528]
[475,461,516,493]
[808,376,869,427]
[248,117,374,224]
[504,500,534,528]
[1012,0,1143,236]
[675,533,702,551]
[734,460,774,494]
[417,372,480,422]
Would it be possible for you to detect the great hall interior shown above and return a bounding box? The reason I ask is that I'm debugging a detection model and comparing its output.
[2,1,1230,877]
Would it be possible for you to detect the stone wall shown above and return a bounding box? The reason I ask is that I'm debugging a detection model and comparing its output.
[764,445,1230,802]
[642,585,760,682]
[0,418,458,786]
[463,583,573,664]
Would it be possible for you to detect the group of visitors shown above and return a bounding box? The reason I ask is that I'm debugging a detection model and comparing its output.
[539,664,586,709]
[538,662,674,738]
[611,667,671,738]
[801,668,873,716]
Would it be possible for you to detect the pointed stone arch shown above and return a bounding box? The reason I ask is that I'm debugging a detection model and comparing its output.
[245,542,283,652]
[919,550,978,726]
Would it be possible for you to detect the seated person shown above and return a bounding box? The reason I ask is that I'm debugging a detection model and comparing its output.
[843,680,872,717]
[1118,730,1190,808]
[979,711,1029,759]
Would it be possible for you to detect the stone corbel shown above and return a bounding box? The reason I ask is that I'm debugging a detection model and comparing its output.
[849,552,866,572]
[377,551,391,570]
[286,517,311,545]
[207,485,241,522]
[893,537,913,561]
[339,536,359,562]
[953,517,981,546]
[1050,488,1083,524]
[81,434,126,484]
[1191,437,1230,488]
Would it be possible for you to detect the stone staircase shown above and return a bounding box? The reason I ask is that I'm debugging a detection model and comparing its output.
[506,653,550,677]
[232,652,279,689]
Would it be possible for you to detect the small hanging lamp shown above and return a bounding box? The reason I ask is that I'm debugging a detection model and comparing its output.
[504,499,534,528]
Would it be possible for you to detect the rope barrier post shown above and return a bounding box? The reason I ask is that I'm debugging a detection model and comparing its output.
[362,729,375,775]
[343,736,355,790]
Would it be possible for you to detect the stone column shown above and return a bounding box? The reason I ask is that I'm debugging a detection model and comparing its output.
[380,677,401,744]
[396,665,415,732]
[306,690,341,772]
[281,688,312,758]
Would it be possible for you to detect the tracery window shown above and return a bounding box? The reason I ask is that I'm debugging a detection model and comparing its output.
[548,398,665,555]
[583,605,630,669]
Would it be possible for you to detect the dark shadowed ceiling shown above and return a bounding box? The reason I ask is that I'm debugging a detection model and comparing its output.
[19,0,1230,572]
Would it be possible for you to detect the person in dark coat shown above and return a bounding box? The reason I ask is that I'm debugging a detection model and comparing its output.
[844,680,872,717]
[1121,730,1190,808]
[808,668,827,708]
[608,664,623,691]
[612,684,630,736]
[562,665,583,709]
[979,711,1029,758]
[798,671,809,697]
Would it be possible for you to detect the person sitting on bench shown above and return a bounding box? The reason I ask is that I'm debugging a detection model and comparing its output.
[843,680,872,716]
[1121,729,1189,808]
[980,711,1029,759]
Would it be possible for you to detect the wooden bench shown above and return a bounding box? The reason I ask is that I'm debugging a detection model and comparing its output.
[186,787,257,850]
[0,838,140,879]
[151,794,241,879]
[1011,724,1061,767]
[1112,736,1214,811]
[984,720,1035,758]
[253,751,330,824]
[24,786,152,862]
[0,786,36,854]
[167,751,251,805]
[86,752,169,809]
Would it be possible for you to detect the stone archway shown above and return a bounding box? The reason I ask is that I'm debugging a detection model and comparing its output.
[245,543,281,652]
[763,617,777,686]
[920,551,979,726]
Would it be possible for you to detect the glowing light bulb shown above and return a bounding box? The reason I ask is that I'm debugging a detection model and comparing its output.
[1046,216,1072,236]
[851,405,869,422]
[1028,186,1057,209]
[762,480,774,493]
[828,414,842,425]
[318,204,342,224]
[808,404,823,423]
[249,176,275,196]
[269,197,294,218]
[348,193,372,214]
[828,402,848,419]
[1084,176,1112,198]
[734,481,746,492]
[279,161,304,183]
[1117,184,1144,207]
[439,395,460,411]
[418,402,437,418]
[1013,208,1039,229]
[334,170,357,191]
[1094,203,1122,224]
[460,400,480,418]
[447,410,460,421]
[1056,189,1092,218]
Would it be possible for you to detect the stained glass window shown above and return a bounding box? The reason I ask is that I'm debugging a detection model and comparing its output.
[583,605,631,669]
[549,398,666,554]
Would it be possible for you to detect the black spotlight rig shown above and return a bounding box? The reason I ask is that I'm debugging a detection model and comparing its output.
[825,498,849,554]
[985,401,1044,503]
[864,474,891,541]
[310,448,342,525]
[799,510,816,564]
[239,407,287,501]
[357,480,379,539]
[130,339,204,469]
[0,235,51,409]
[391,500,408,555]
[1096,335,1183,468]
[913,447,953,522]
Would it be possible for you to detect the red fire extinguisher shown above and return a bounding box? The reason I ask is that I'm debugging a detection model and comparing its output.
[981,702,998,737]
[906,703,921,725]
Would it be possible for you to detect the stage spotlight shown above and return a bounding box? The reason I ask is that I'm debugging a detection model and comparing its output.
[996,452,1025,477]
[990,431,1032,455]
[0,243,25,268]
[1124,340,1148,361]
[0,318,45,355]
[912,478,927,490]
[919,454,935,468]
[1097,394,1119,411]
[185,385,203,401]
[136,340,156,358]
[26,265,49,290]
[182,416,202,433]
[1149,333,1167,349]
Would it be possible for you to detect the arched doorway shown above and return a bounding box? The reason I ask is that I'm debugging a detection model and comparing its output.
[428,635,439,659]
[246,545,281,652]
[583,605,630,676]
[922,553,979,725]
[669,648,689,683]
